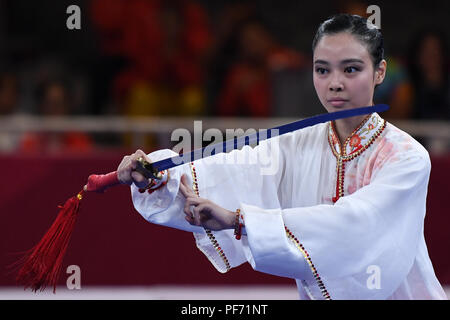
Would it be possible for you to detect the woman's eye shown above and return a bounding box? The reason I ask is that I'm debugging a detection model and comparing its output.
[315,67,328,75]
[344,66,360,73]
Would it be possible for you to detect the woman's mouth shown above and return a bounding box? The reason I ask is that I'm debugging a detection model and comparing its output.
[328,98,349,107]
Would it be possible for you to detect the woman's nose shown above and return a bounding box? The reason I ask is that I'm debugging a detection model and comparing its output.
[328,74,344,91]
[329,85,343,92]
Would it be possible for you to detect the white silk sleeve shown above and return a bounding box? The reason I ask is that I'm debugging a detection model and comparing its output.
[240,151,432,299]
[130,135,307,275]
[130,149,204,233]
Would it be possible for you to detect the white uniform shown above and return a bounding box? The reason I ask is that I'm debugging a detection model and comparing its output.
[131,112,447,300]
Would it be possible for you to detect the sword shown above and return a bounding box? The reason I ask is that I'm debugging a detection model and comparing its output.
[15,103,389,292]
[135,104,389,180]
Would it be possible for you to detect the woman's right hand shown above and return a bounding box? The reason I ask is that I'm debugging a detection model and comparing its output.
[117,149,152,189]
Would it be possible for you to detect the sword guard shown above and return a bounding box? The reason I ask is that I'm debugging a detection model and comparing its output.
[135,157,163,180]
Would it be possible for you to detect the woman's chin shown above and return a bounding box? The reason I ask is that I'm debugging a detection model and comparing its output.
[326,103,351,112]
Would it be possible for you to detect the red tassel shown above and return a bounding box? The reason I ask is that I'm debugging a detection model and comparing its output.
[15,190,84,293]
[14,171,120,293]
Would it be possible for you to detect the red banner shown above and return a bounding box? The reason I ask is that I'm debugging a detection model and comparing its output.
[0,152,448,287]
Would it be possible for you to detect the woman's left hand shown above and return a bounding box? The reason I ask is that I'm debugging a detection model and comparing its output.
[179,174,236,231]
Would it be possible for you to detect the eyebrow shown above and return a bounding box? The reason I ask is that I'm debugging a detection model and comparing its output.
[314,59,365,65]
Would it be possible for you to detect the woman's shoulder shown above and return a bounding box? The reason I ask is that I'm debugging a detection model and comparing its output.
[381,121,430,163]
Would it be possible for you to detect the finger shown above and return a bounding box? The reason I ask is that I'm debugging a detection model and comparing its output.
[179,177,189,198]
[131,171,149,189]
[118,155,133,184]
[179,175,191,198]
[123,155,132,168]
[193,203,207,226]
[134,149,147,158]
[186,197,202,207]
[134,149,152,163]
[183,199,193,219]
[183,196,193,217]
[184,214,194,225]
[183,197,201,218]
[191,207,200,226]
[129,156,142,170]
[129,150,152,171]
[120,155,130,166]
[180,174,196,198]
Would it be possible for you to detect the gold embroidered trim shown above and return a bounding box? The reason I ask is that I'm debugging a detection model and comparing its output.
[285,226,331,300]
[328,114,386,160]
[189,162,231,272]
[328,114,386,202]
[328,113,371,156]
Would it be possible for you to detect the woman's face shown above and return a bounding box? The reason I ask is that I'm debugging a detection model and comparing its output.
[313,32,386,113]
[418,34,443,76]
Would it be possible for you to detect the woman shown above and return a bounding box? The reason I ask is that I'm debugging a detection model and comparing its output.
[117,14,446,300]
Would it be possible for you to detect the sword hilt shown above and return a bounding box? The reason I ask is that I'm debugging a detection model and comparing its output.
[135,156,163,180]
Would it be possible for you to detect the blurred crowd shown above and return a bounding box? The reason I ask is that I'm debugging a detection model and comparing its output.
[0,0,449,154]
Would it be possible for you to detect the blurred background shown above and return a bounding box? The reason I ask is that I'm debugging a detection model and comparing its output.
[0,0,449,299]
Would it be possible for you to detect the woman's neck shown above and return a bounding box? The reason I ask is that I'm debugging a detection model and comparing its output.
[333,115,368,146]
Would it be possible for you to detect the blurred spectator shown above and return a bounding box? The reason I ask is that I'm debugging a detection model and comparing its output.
[204,2,256,116]
[216,17,306,117]
[0,70,21,152]
[37,80,72,116]
[379,29,450,121]
[0,71,18,115]
[373,56,414,119]
[19,79,93,153]
[407,29,450,120]
[337,0,367,17]
[90,0,212,118]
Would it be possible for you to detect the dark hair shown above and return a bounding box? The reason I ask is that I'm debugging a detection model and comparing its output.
[312,14,384,68]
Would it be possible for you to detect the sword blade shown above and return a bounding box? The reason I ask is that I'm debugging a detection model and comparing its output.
[148,104,389,175]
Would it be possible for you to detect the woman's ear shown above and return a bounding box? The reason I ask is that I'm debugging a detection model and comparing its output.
[374,59,387,85]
